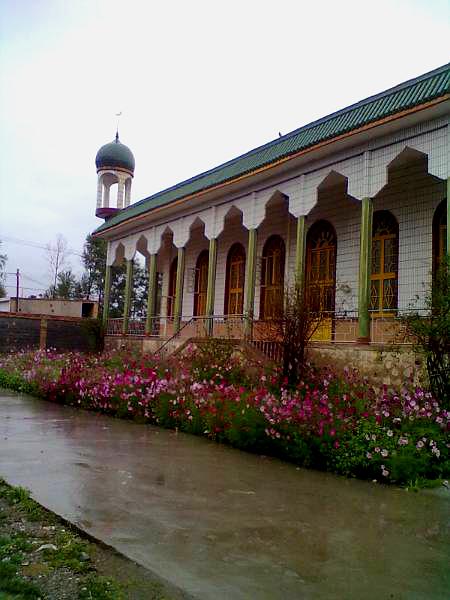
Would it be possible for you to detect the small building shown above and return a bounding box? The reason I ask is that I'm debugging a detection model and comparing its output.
[9,297,98,319]
[0,298,10,312]
[92,63,449,377]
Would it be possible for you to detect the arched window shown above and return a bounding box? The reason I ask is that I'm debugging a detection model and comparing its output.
[433,200,447,277]
[370,211,399,315]
[194,250,209,316]
[225,243,246,315]
[260,235,285,319]
[306,220,337,313]
[167,257,177,318]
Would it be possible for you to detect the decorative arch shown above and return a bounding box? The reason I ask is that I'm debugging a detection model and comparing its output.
[370,210,399,315]
[167,256,178,318]
[433,199,447,277]
[194,250,209,316]
[224,243,246,315]
[306,220,337,313]
[260,235,285,319]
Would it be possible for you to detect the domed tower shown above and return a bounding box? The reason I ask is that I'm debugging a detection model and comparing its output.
[95,133,135,219]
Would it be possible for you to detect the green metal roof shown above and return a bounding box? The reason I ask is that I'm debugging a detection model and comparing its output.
[95,63,450,234]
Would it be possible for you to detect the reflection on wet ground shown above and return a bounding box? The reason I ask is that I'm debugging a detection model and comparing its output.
[1,389,449,599]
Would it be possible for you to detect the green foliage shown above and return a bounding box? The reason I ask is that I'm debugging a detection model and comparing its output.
[79,575,124,600]
[185,339,253,386]
[80,318,104,352]
[402,257,450,407]
[0,371,40,396]
[45,530,91,573]
[109,260,149,319]
[0,533,42,599]
[0,482,47,522]
[81,235,107,300]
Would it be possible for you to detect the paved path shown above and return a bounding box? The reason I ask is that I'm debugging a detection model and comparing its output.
[1,390,449,599]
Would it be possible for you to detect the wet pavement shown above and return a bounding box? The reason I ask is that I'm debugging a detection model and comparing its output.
[0,389,449,599]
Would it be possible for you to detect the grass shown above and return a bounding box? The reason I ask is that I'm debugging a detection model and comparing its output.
[0,478,124,600]
[0,478,178,600]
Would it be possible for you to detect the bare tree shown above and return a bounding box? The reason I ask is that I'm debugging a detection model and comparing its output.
[261,285,327,385]
[46,234,69,299]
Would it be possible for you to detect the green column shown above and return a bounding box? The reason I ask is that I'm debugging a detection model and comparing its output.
[205,237,218,336]
[244,228,257,337]
[122,259,134,335]
[145,253,158,335]
[295,215,307,289]
[173,247,185,334]
[102,264,112,328]
[357,197,373,343]
[447,177,450,257]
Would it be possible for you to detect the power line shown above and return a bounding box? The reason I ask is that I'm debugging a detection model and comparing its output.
[21,273,48,286]
[1,235,83,258]
[4,285,46,292]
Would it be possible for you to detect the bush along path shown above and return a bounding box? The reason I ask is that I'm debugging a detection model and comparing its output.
[0,478,187,600]
[0,342,449,487]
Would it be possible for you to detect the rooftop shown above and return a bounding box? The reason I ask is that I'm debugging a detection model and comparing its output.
[95,63,450,234]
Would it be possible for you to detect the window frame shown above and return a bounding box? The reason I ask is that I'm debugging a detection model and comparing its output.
[224,243,246,316]
[370,210,399,317]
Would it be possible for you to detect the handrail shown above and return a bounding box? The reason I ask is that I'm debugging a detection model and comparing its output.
[153,317,196,356]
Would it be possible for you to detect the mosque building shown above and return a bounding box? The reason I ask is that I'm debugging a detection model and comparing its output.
[92,63,449,370]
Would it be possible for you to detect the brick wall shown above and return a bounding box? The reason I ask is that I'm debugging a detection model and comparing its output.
[0,313,98,353]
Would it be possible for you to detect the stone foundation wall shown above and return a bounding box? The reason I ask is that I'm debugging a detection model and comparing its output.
[308,343,426,388]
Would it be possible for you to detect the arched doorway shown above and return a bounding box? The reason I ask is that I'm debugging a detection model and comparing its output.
[260,235,285,319]
[225,243,246,315]
[194,250,209,316]
[433,199,447,278]
[306,220,337,340]
[370,211,399,315]
[167,256,178,318]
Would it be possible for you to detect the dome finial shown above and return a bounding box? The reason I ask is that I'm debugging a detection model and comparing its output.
[115,111,122,143]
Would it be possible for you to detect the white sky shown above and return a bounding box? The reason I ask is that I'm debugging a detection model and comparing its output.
[0,0,449,296]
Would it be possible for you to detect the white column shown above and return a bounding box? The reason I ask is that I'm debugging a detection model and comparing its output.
[96,177,103,209]
[117,180,125,209]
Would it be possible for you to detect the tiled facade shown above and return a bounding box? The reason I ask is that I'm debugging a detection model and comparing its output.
[98,78,449,350]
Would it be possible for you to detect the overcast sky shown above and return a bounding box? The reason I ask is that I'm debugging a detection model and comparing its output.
[0,0,449,296]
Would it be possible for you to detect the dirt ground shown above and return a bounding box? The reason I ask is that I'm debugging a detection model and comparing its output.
[0,478,193,600]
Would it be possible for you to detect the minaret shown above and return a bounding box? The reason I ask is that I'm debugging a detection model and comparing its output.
[95,132,135,219]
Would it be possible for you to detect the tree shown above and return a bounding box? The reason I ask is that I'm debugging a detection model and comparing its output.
[46,234,69,299]
[402,258,450,407]
[0,241,6,298]
[80,235,107,300]
[109,260,148,319]
[55,269,77,299]
[78,234,149,319]
[260,285,327,386]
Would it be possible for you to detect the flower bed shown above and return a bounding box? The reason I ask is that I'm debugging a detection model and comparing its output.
[0,343,448,486]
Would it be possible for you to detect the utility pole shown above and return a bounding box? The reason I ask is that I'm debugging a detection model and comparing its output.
[16,269,20,312]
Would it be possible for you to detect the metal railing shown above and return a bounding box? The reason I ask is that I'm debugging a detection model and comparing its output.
[106,309,426,346]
